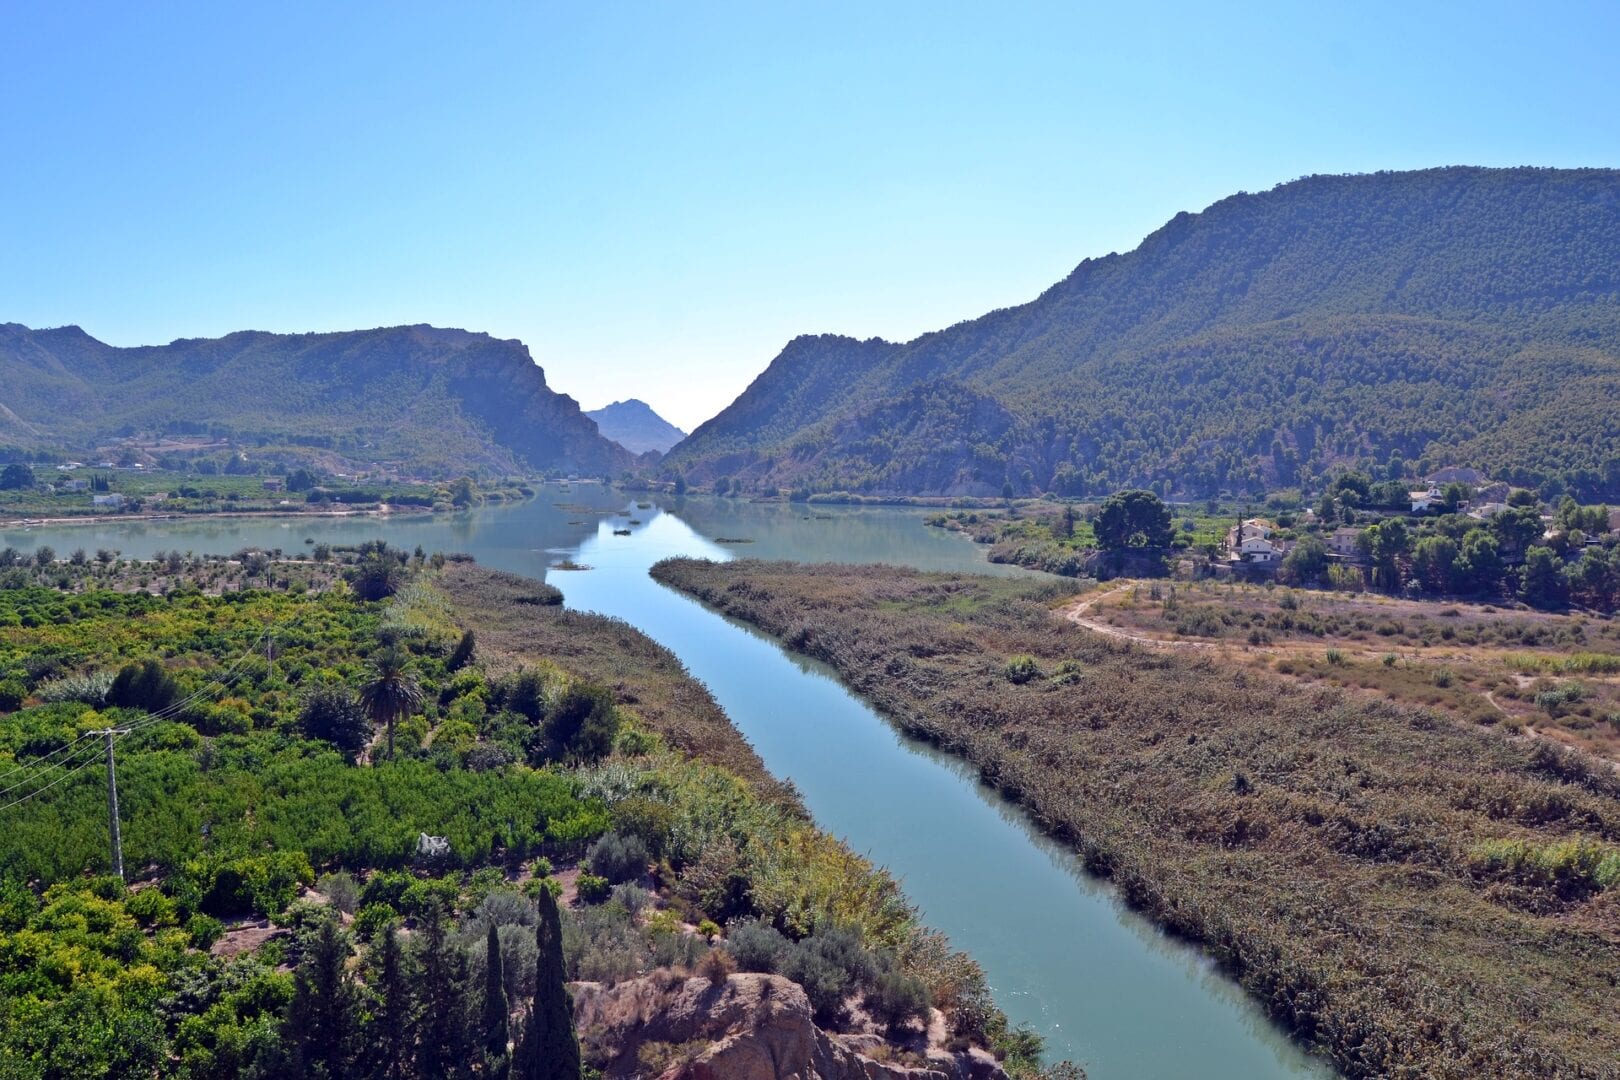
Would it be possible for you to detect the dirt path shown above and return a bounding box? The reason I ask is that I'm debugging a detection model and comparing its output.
[1061,584,1220,651]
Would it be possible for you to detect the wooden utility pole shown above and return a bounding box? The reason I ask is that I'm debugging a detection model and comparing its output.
[88,728,131,880]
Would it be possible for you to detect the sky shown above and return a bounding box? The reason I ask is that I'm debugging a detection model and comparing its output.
[3,2,1618,432]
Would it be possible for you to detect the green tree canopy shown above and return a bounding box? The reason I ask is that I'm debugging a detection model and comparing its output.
[1094,490,1174,551]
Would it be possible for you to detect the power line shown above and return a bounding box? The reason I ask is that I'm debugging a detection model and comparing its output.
[0,623,276,806]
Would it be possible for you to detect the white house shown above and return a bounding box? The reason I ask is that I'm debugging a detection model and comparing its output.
[59,479,88,493]
[1237,535,1283,563]
[1409,485,1444,513]
[92,493,124,508]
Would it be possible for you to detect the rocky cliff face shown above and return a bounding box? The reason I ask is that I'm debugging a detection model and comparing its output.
[572,972,1006,1080]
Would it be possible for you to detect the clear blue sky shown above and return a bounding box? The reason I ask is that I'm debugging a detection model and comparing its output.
[3,2,1617,431]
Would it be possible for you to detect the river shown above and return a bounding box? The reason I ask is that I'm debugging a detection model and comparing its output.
[2,490,1332,1079]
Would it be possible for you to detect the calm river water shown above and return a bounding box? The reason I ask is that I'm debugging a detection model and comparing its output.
[3,490,1332,1079]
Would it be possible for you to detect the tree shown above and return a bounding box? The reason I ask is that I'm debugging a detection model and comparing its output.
[672,473,687,496]
[483,923,510,1067]
[1518,547,1569,609]
[1453,528,1505,595]
[1277,536,1328,585]
[348,558,403,602]
[514,885,579,1080]
[415,905,473,1080]
[450,477,477,508]
[1094,490,1174,551]
[0,463,34,490]
[299,685,372,761]
[284,917,361,1079]
[1411,535,1458,593]
[1052,504,1076,541]
[447,630,476,673]
[359,647,423,760]
[1492,505,1543,556]
[366,925,415,1080]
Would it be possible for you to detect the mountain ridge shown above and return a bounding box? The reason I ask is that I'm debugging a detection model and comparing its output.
[0,322,634,477]
[585,398,687,455]
[668,166,1620,499]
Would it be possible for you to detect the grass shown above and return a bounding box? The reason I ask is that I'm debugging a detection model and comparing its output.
[654,557,1620,1080]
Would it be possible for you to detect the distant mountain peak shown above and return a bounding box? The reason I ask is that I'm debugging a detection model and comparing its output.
[586,399,687,456]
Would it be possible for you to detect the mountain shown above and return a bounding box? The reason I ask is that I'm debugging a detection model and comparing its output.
[668,167,1620,500]
[585,399,687,455]
[0,323,634,477]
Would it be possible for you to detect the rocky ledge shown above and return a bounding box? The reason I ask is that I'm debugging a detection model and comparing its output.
[573,971,1007,1080]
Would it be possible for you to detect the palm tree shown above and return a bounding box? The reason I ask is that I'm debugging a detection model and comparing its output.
[359,646,423,760]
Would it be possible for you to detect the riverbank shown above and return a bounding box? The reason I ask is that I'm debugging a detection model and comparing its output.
[0,504,434,529]
[653,557,1620,1079]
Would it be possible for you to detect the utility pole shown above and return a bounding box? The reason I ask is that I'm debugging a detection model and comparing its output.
[88,728,131,880]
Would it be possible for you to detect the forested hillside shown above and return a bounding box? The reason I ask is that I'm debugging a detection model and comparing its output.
[0,324,634,478]
[668,167,1620,499]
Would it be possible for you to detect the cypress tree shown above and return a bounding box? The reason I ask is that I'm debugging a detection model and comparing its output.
[514,885,580,1080]
[285,917,360,1079]
[367,925,414,1080]
[484,922,510,1064]
[414,903,473,1080]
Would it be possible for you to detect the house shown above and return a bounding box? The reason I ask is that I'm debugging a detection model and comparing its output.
[1609,509,1620,535]
[1236,535,1284,563]
[59,479,88,493]
[92,493,124,508]
[1468,502,1509,521]
[262,477,284,491]
[1409,485,1444,513]
[1329,526,1364,560]
[1224,518,1274,547]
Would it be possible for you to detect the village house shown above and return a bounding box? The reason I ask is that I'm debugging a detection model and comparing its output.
[1225,518,1287,563]
[59,479,88,493]
[1409,485,1444,513]
[262,477,285,491]
[1328,526,1364,561]
[91,493,124,509]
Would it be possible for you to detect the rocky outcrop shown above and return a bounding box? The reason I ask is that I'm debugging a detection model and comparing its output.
[572,972,1005,1080]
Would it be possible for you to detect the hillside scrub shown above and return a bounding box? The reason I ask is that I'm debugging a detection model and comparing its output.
[0,557,1039,1076]
[653,556,1620,1079]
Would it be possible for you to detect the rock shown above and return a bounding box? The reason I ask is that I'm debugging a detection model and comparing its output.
[571,972,1008,1080]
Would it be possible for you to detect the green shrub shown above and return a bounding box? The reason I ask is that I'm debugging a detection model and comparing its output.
[587,833,651,884]
[1004,655,1040,685]
[316,871,360,913]
[575,874,611,904]
[0,679,24,712]
[725,918,792,973]
[867,968,930,1033]
[186,913,225,949]
[352,902,400,941]
[124,887,179,928]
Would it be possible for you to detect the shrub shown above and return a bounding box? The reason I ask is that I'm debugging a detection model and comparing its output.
[1004,655,1040,685]
[125,887,179,928]
[698,947,736,985]
[725,918,792,973]
[0,680,23,712]
[867,968,930,1033]
[588,833,651,885]
[186,913,225,949]
[399,876,460,917]
[576,874,611,904]
[317,871,360,913]
[352,902,400,941]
